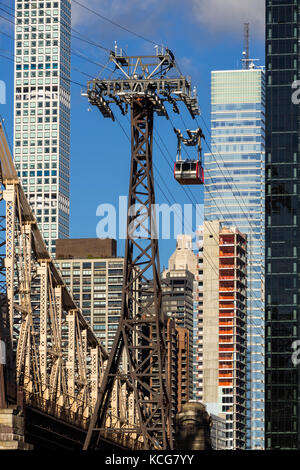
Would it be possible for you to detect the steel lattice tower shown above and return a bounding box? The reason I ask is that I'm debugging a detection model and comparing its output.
[82,47,200,450]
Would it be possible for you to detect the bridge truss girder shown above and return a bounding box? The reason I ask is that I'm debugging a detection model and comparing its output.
[0,123,142,449]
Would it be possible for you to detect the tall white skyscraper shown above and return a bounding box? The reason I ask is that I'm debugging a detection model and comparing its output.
[204,66,265,449]
[14,0,71,255]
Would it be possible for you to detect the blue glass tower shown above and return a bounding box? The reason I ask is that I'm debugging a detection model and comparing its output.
[204,67,265,449]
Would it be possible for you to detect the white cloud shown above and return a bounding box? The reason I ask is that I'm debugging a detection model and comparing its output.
[71,0,173,54]
[72,0,165,32]
[72,0,159,24]
[189,0,265,37]
[71,0,265,48]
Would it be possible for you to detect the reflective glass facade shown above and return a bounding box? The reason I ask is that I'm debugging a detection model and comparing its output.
[265,0,300,449]
[14,0,71,255]
[205,69,265,449]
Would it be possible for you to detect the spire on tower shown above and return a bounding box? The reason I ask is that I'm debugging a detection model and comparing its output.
[243,23,250,70]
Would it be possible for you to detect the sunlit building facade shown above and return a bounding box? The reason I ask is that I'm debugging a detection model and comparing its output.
[204,68,265,449]
[55,238,122,351]
[199,221,247,450]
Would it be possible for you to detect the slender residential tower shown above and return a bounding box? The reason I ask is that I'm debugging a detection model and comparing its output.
[204,64,265,449]
[198,221,247,450]
[266,0,300,449]
[14,0,71,255]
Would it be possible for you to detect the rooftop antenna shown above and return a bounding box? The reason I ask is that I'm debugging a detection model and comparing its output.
[243,23,250,70]
[241,23,260,70]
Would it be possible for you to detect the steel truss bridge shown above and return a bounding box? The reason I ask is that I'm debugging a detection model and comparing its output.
[0,123,143,450]
[0,48,199,451]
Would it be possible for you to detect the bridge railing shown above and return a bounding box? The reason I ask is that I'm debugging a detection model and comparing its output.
[21,387,90,430]
[20,380,145,449]
[99,429,145,450]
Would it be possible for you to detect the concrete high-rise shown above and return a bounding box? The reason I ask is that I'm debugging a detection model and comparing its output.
[198,221,247,450]
[195,226,204,402]
[265,0,300,450]
[162,235,197,403]
[55,238,123,351]
[204,66,265,449]
[14,0,71,255]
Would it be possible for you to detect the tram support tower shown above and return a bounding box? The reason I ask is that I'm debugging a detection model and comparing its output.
[83,46,200,450]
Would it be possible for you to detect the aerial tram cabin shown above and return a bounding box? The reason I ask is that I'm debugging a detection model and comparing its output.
[174,159,204,185]
[173,127,205,185]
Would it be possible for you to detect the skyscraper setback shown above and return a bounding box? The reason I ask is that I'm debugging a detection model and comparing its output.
[14,0,71,255]
[265,0,300,449]
[204,66,265,449]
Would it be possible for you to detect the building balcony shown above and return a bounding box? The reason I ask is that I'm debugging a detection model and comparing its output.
[219,311,234,318]
[219,295,235,301]
[219,286,234,292]
[219,345,234,352]
[219,251,234,258]
[219,320,233,327]
[219,337,233,343]
[219,277,247,285]
[219,329,233,335]
[219,355,233,361]
[219,264,235,269]
[219,303,235,309]
[219,280,235,287]
[219,372,233,378]
[218,380,233,387]
[219,275,235,281]
[219,238,234,246]
[219,363,233,370]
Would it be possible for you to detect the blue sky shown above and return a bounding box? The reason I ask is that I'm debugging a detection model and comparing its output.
[0,0,265,267]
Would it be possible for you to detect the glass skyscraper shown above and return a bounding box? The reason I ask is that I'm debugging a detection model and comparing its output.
[266,0,300,449]
[14,0,71,255]
[204,67,265,449]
